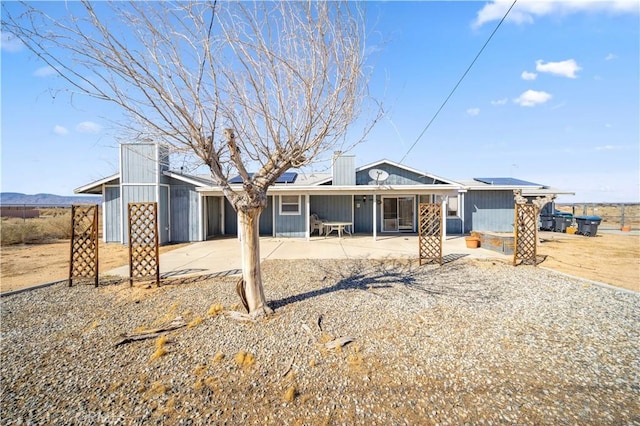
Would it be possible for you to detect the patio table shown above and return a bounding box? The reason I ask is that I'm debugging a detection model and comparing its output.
[323,221,353,238]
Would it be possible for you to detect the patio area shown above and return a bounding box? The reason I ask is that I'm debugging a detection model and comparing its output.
[106,234,511,280]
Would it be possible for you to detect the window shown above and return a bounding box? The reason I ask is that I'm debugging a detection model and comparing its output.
[280,195,301,215]
[447,196,459,217]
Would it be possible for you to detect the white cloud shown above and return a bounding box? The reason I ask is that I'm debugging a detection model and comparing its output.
[53,125,69,136]
[514,90,552,107]
[1,32,24,52]
[536,59,581,78]
[473,0,639,28]
[491,98,508,106]
[33,66,57,77]
[605,53,617,61]
[595,145,620,151]
[521,71,538,80]
[466,107,480,117]
[75,121,102,134]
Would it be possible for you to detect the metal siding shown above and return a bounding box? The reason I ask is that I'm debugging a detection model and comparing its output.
[104,186,121,242]
[275,195,307,237]
[121,144,158,184]
[333,156,355,185]
[170,185,199,242]
[310,195,351,222]
[464,190,515,233]
[224,199,238,235]
[356,164,438,185]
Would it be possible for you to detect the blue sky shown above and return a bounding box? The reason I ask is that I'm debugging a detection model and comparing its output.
[1,1,638,202]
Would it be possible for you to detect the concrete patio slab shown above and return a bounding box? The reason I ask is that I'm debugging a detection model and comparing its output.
[105,235,511,280]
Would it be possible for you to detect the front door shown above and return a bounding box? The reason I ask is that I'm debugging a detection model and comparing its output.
[382,196,414,232]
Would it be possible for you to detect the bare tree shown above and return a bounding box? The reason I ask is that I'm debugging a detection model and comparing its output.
[3,1,380,318]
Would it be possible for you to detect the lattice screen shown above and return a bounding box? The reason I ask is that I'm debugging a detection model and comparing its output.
[418,203,443,266]
[514,203,538,266]
[128,202,160,286]
[68,204,99,287]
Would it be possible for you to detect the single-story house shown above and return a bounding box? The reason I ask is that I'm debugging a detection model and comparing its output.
[75,143,572,244]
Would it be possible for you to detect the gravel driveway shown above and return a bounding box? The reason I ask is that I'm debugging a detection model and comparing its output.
[1,258,638,425]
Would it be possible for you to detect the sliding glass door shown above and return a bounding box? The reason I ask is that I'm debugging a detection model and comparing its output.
[382,196,414,232]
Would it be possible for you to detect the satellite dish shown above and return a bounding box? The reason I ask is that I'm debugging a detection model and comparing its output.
[368,168,389,184]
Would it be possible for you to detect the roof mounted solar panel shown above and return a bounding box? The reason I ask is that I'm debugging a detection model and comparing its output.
[229,172,298,184]
[473,177,542,186]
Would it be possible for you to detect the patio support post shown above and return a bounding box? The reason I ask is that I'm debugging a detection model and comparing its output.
[442,196,447,243]
[306,193,310,241]
[372,193,377,241]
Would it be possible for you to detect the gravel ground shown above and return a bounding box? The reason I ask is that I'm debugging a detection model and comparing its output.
[1,258,639,425]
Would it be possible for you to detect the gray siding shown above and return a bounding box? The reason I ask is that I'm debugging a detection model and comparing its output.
[464,190,515,233]
[206,197,222,237]
[159,186,170,244]
[170,185,199,242]
[332,155,355,185]
[259,196,273,236]
[224,200,238,235]
[353,195,381,233]
[122,185,156,244]
[274,195,307,237]
[104,186,121,242]
[310,195,352,222]
[446,217,463,234]
[221,197,273,236]
[356,164,442,186]
[121,144,159,184]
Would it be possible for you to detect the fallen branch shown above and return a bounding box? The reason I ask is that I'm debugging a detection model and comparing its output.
[281,356,295,377]
[324,336,355,350]
[114,319,186,347]
[225,311,257,324]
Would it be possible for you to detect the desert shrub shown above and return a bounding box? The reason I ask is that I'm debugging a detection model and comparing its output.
[0,214,72,245]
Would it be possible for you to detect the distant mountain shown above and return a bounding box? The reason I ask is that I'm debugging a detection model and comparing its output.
[0,192,101,206]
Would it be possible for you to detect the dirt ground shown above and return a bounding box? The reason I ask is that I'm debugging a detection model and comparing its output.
[536,231,639,292]
[0,241,189,293]
[1,233,638,294]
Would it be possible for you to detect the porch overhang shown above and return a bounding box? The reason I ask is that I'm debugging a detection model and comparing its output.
[197,184,461,197]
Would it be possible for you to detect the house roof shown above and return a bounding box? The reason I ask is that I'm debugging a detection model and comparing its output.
[356,159,462,186]
[74,173,120,194]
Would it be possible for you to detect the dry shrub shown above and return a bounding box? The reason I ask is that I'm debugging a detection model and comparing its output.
[1,213,71,245]
[235,351,255,368]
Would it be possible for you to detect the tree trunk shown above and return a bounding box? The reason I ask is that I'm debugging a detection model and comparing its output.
[238,207,272,318]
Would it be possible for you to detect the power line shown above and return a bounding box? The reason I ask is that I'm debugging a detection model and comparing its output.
[399,0,518,164]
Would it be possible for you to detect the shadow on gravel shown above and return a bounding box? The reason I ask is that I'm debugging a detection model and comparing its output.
[269,257,492,310]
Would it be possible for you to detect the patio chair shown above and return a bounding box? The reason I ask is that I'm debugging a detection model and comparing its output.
[310,214,327,236]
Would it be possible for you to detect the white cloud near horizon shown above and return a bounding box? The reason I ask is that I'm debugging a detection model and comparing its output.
[75,121,102,134]
[466,107,480,116]
[521,71,538,80]
[514,89,552,107]
[536,59,581,78]
[1,32,24,52]
[53,125,69,136]
[491,98,509,106]
[472,0,639,28]
[33,66,57,77]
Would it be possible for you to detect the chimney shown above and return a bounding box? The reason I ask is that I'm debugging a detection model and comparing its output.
[332,151,355,186]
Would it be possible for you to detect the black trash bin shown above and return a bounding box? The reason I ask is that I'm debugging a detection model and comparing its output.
[575,215,602,237]
[539,215,554,231]
[553,212,573,233]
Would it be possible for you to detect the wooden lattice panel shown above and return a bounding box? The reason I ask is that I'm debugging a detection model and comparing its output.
[128,202,160,286]
[419,203,443,266]
[68,204,99,287]
[514,203,538,266]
